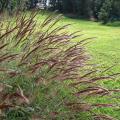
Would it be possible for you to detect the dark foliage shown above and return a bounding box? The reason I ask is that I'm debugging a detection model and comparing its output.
[49,0,120,23]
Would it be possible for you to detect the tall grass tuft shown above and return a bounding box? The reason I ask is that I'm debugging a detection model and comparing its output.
[0,12,119,120]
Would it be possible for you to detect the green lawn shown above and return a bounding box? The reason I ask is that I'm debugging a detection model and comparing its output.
[63,17,120,64]
[36,12,120,119]
[62,16,120,119]
[37,12,120,66]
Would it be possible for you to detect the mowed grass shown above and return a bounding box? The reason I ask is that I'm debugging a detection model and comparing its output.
[36,12,120,119]
[61,16,120,119]
[63,17,120,65]
[37,12,120,66]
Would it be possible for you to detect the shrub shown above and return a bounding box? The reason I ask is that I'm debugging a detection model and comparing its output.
[98,0,113,24]
[0,0,28,15]
[0,12,119,119]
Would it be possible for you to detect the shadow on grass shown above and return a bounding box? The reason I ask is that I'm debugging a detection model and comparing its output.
[64,13,120,27]
[106,21,120,27]
[64,14,97,22]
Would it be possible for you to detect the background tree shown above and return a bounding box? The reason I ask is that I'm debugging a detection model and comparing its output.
[0,0,28,14]
[0,0,120,23]
[91,0,104,19]
[98,0,113,24]
[111,0,120,21]
[28,0,38,9]
[0,0,8,13]
[49,0,120,23]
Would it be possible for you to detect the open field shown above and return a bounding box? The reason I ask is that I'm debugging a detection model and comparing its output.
[36,12,120,67]
[62,15,120,119]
